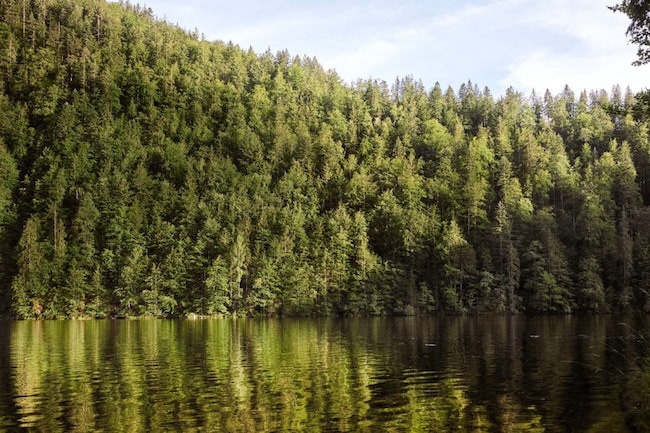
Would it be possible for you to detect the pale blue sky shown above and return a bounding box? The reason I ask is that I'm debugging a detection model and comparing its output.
[138,0,647,96]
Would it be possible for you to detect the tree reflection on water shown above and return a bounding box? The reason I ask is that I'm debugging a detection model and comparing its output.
[0,315,647,432]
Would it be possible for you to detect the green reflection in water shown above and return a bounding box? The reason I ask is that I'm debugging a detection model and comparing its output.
[1,316,645,432]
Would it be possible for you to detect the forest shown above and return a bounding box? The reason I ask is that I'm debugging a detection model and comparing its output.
[1,0,650,318]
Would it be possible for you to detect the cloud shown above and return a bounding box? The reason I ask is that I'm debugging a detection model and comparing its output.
[327,39,401,83]
[501,0,650,94]
[140,0,649,96]
[433,0,521,29]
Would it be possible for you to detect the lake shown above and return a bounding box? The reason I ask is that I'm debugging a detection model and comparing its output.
[0,315,648,432]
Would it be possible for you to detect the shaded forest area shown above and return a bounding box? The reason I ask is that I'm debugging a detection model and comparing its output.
[1,0,650,318]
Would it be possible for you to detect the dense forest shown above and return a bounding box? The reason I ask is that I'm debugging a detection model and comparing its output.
[1,0,650,318]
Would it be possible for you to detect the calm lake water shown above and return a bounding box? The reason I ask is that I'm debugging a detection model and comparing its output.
[0,315,649,432]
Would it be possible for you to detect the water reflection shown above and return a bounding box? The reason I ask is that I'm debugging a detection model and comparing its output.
[0,316,648,432]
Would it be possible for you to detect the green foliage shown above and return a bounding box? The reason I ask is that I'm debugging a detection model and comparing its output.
[1,0,650,317]
[204,256,230,315]
[610,0,650,65]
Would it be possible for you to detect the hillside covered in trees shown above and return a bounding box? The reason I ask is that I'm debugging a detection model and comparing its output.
[1,0,650,318]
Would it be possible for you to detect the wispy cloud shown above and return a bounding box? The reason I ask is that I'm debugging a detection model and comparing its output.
[500,0,648,94]
[141,0,648,95]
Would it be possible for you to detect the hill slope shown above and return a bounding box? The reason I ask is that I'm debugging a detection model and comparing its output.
[1,0,650,317]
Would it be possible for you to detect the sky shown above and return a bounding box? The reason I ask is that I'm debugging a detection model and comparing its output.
[137,0,648,97]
